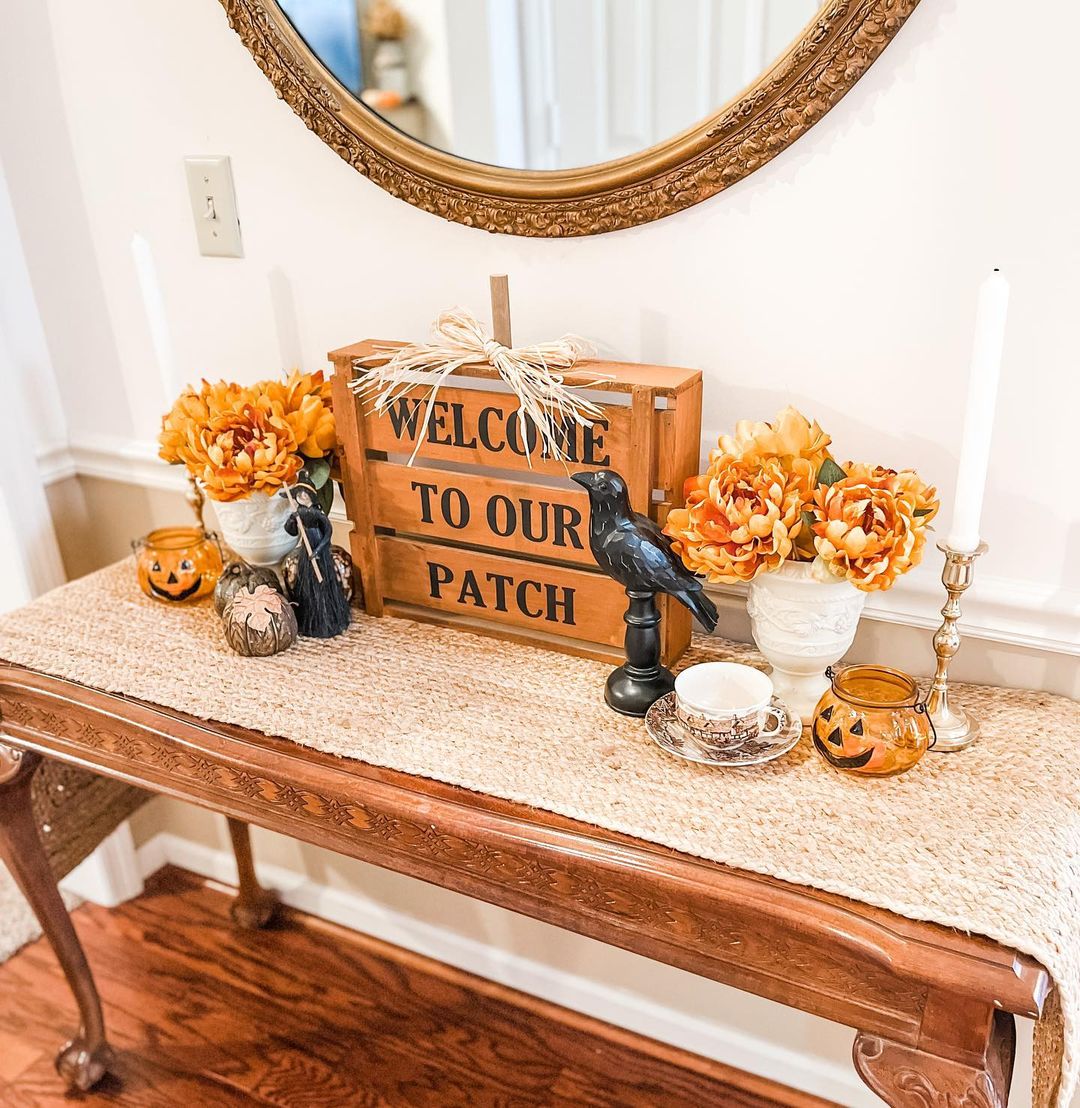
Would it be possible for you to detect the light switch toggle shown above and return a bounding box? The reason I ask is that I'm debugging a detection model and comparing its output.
[184,155,243,258]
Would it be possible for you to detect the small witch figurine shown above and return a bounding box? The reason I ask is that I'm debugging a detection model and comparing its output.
[283,483,351,638]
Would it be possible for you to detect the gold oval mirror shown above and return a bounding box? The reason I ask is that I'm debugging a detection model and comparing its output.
[221,0,920,236]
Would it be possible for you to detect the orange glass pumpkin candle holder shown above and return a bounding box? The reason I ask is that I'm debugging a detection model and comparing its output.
[132,527,222,603]
[811,664,935,777]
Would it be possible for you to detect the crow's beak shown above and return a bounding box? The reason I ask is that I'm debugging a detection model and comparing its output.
[571,471,596,490]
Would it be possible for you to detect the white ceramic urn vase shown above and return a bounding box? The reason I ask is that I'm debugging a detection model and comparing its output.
[211,490,298,567]
[746,562,866,721]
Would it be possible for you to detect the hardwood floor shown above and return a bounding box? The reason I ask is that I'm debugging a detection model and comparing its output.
[0,867,830,1107]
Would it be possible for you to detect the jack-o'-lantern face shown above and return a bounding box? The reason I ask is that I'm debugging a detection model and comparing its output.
[147,552,202,600]
[813,707,889,772]
[134,527,222,604]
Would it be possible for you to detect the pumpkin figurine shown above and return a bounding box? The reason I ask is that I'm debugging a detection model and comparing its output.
[133,527,222,603]
[222,584,298,657]
[281,544,357,607]
[214,560,282,615]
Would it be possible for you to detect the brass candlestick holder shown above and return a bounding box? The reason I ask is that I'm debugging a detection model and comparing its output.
[926,541,988,752]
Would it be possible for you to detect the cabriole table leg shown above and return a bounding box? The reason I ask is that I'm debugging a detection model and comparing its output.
[226,816,278,929]
[0,744,113,1090]
[854,1007,1016,1107]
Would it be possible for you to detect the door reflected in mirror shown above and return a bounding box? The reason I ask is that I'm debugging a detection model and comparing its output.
[279,0,824,171]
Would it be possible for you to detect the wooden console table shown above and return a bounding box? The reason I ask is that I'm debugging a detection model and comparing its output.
[0,663,1050,1105]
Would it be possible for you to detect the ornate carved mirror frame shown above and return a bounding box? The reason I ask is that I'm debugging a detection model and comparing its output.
[220,0,920,237]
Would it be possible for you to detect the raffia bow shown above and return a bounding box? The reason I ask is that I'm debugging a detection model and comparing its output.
[350,308,607,466]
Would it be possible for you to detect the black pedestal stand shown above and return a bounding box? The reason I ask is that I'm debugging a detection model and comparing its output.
[605,588,675,717]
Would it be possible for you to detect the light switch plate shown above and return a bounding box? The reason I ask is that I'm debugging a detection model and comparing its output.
[183,155,243,258]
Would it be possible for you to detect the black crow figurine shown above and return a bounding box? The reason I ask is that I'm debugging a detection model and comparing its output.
[572,470,718,716]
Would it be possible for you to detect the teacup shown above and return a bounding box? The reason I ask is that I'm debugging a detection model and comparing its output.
[674,662,783,754]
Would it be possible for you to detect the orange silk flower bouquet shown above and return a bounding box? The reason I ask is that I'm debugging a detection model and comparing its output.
[663,407,939,592]
[158,370,336,506]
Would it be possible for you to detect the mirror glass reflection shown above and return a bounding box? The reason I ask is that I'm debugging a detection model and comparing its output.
[279,0,822,171]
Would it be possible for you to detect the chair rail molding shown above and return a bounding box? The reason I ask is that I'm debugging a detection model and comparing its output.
[37,435,177,492]
[35,431,1080,659]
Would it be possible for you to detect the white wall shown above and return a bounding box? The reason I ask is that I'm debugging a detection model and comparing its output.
[6,0,1078,667]
[1,0,1077,1103]
[0,161,67,607]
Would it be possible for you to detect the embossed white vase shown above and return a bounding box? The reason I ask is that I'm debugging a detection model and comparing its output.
[211,490,298,567]
[746,562,866,721]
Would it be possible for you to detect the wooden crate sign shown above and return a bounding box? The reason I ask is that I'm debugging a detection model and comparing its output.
[330,339,704,664]
[363,383,633,478]
[370,462,595,568]
[377,537,627,647]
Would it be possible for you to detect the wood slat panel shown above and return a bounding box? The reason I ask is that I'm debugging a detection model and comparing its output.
[661,378,702,660]
[656,408,676,497]
[331,357,385,616]
[333,339,703,397]
[377,535,626,647]
[626,386,657,512]
[381,603,628,665]
[370,461,595,567]
[362,384,634,478]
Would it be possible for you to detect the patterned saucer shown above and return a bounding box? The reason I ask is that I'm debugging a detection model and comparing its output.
[644,693,802,767]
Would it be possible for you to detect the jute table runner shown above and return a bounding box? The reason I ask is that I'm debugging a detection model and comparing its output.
[1,561,1077,1106]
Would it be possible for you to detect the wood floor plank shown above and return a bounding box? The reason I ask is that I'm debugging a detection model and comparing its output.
[0,1028,43,1083]
[0,866,833,1107]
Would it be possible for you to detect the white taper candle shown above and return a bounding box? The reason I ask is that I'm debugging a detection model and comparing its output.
[946,269,1010,552]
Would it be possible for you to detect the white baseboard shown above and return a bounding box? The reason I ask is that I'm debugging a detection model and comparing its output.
[61,822,145,908]
[135,830,872,1106]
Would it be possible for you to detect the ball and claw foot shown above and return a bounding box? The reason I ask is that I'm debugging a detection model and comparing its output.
[0,747,113,1095]
[230,887,280,930]
[56,1036,113,1091]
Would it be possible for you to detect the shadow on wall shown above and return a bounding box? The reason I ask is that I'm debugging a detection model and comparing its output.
[1028,516,1080,694]
[268,267,306,371]
[46,477,190,581]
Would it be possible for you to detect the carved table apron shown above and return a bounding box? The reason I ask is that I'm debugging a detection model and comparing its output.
[0,664,1049,1105]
